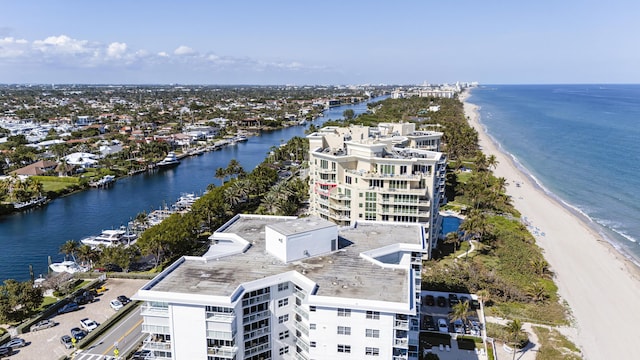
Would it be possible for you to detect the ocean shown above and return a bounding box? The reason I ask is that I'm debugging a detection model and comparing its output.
[468,84,640,266]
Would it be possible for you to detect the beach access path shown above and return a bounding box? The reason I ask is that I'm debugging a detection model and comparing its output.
[461,91,640,360]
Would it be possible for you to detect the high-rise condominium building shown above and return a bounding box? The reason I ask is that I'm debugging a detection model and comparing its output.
[307,123,446,254]
[134,214,427,360]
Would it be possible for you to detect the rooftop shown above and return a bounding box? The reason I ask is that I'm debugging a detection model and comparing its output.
[144,215,425,303]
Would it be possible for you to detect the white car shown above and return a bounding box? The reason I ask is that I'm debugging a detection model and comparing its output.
[80,318,99,332]
[438,318,449,333]
[110,299,123,311]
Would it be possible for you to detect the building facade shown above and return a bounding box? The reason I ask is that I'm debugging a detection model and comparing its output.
[307,123,446,253]
[134,214,427,360]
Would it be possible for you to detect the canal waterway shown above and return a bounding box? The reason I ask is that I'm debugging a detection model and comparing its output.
[0,96,387,281]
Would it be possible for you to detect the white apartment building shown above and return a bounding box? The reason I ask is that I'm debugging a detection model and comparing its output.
[307,123,446,253]
[134,214,427,360]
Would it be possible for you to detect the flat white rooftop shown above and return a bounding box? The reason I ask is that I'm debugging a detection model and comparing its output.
[143,215,424,303]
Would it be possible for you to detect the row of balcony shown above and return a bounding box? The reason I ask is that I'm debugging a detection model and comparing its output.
[242,310,270,325]
[206,312,235,323]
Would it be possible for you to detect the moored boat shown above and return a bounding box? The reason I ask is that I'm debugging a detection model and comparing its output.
[49,261,87,274]
[156,152,180,168]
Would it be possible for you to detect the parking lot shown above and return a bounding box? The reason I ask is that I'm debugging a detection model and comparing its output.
[7,278,148,360]
[420,290,482,335]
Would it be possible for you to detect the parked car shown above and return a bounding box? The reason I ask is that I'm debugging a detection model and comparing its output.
[74,290,95,305]
[468,320,482,336]
[424,295,435,307]
[459,295,470,305]
[117,295,131,305]
[436,296,447,307]
[1,337,27,349]
[423,315,436,331]
[110,299,123,311]
[60,335,73,349]
[470,299,480,310]
[0,346,12,357]
[438,318,449,333]
[453,319,465,334]
[57,302,79,314]
[448,293,459,307]
[80,318,99,332]
[132,350,153,360]
[30,319,57,332]
[95,285,108,294]
[70,327,87,341]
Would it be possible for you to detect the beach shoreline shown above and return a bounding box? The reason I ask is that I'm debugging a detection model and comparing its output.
[460,89,640,359]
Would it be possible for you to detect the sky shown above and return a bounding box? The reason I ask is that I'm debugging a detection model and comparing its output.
[1,0,639,85]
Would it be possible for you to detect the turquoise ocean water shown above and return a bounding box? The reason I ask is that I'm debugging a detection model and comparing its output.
[468,85,640,266]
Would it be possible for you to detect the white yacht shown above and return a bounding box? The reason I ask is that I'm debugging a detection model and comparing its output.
[49,261,87,274]
[81,228,136,247]
[156,152,180,168]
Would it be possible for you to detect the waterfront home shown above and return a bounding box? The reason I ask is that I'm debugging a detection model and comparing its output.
[64,152,99,169]
[11,160,59,176]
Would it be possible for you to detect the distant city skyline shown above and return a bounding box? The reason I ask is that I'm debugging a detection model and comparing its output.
[1,0,638,85]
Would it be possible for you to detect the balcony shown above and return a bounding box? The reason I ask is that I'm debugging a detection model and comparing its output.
[394,320,409,330]
[329,213,351,221]
[329,191,350,200]
[394,338,409,347]
[143,336,171,351]
[243,327,270,341]
[293,305,309,320]
[206,312,235,323]
[207,346,238,358]
[242,310,270,324]
[293,319,309,337]
[140,305,169,317]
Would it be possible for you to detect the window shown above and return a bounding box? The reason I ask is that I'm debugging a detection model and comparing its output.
[365,347,380,356]
[279,346,289,355]
[278,282,289,291]
[337,308,351,317]
[279,330,289,340]
[337,326,351,335]
[365,329,380,338]
[278,314,289,323]
[366,311,380,319]
[337,345,351,353]
[278,298,289,307]
[345,176,352,184]
[310,323,316,330]
[309,306,316,312]
[310,342,316,348]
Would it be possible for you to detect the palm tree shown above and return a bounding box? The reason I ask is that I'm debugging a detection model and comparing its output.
[59,240,80,262]
[76,244,99,268]
[449,300,472,330]
[506,319,524,360]
[215,167,227,185]
[444,231,461,251]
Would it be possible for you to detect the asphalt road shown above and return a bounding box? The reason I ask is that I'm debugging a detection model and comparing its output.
[75,307,145,359]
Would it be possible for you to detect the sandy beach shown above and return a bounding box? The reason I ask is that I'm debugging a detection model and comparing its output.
[460,91,640,359]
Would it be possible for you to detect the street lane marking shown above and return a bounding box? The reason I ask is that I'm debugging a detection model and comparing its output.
[102,318,143,355]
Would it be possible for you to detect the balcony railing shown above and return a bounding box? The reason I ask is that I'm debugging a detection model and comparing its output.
[243,327,270,341]
[242,310,270,324]
[207,346,238,358]
[394,320,409,330]
[206,312,235,323]
[143,339,172,351]
[140,305,169,317]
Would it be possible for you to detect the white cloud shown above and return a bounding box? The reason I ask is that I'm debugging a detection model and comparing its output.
[0,34,323,83]
[106,42,127,58]
[174,45,195,56]
[33,35,91,55]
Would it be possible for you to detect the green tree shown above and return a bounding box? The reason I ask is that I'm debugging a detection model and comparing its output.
[0,279,44,322]
[449,300,472,328]
[343,109,355,120]
[506,319,524,360]
[76,244,99,268]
